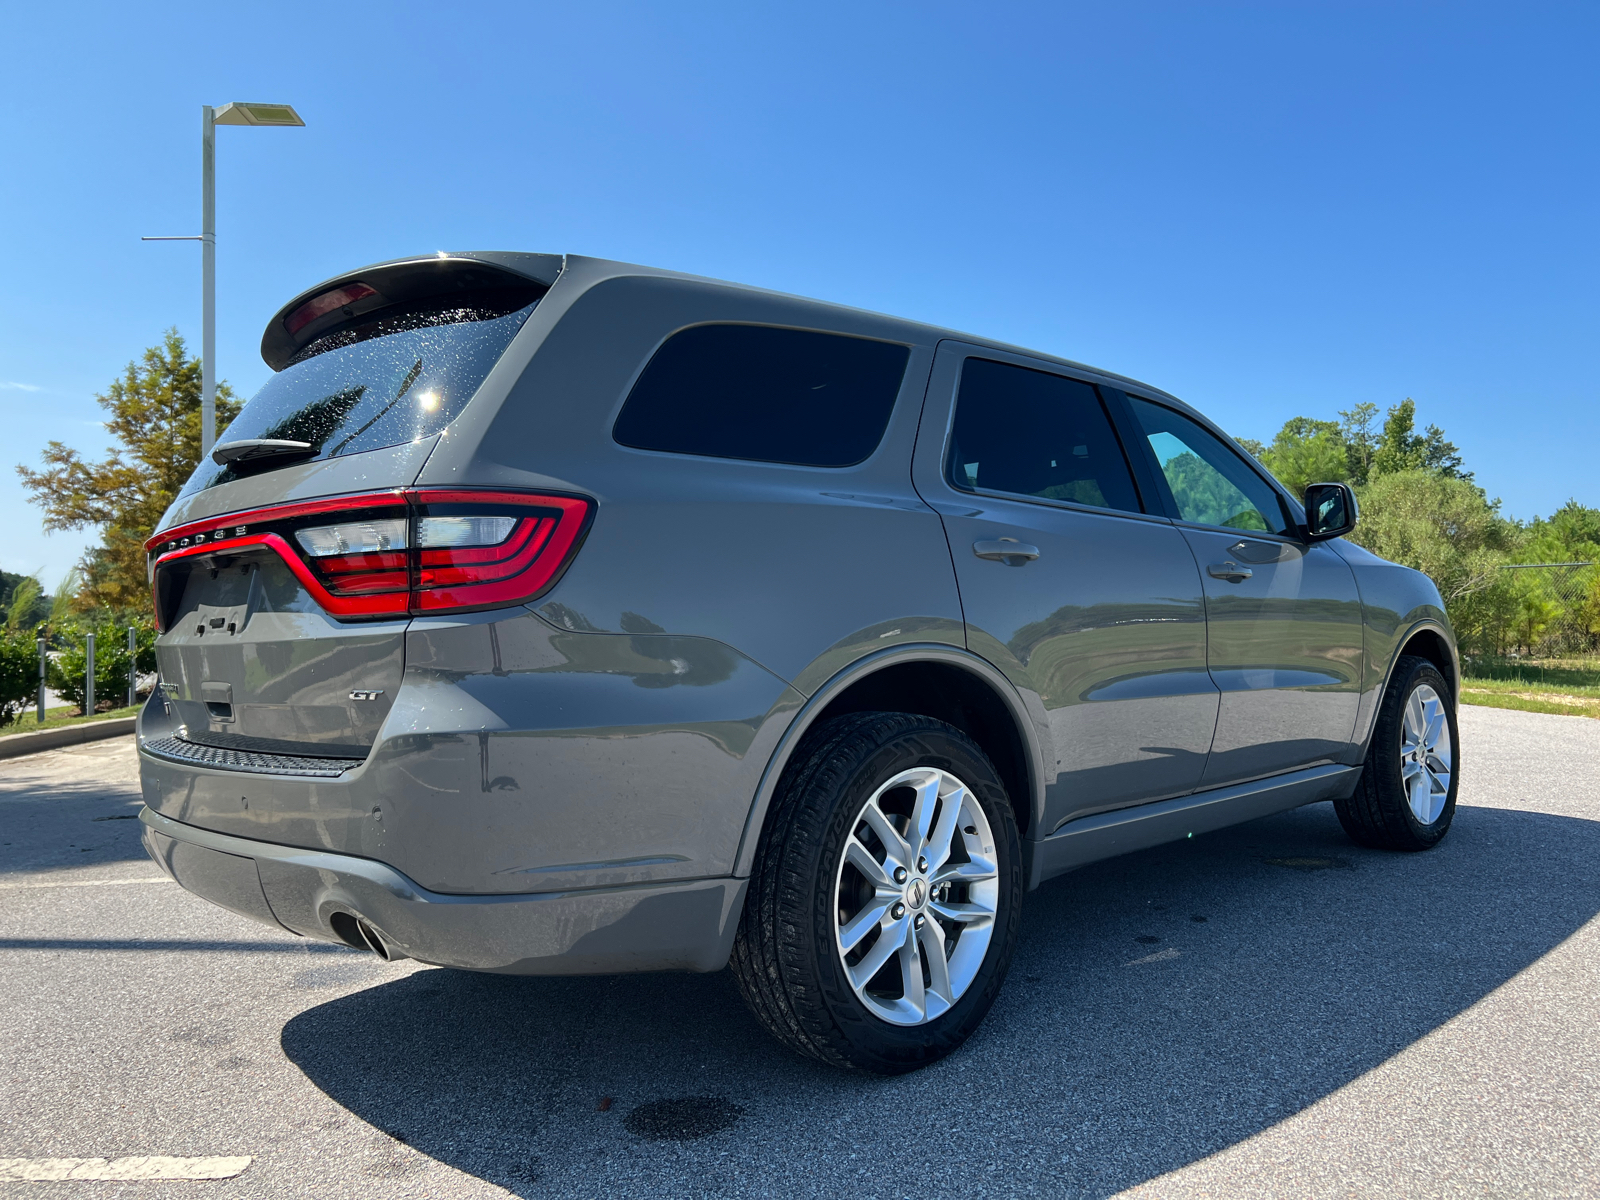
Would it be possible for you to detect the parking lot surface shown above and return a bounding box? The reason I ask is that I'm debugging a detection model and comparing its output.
[1,705,1596,1198]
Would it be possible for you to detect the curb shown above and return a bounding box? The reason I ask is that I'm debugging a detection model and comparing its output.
[0,718,137,760]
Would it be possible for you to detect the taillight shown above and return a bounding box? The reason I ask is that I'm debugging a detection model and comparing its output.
[145,489,593,630]
[295,518,411,596]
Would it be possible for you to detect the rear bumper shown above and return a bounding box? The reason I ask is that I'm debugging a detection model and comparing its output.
[139,807,747,975]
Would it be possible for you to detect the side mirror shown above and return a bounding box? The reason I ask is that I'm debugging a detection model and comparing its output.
[1303,482,1358,540]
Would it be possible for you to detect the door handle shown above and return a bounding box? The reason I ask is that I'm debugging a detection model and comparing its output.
[1208,561,1253,582]
[973,539,1041,563]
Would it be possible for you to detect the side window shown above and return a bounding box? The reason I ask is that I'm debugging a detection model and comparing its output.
[946,358,1142,514]
[613,324,910,467]
[1128,398,1291,535]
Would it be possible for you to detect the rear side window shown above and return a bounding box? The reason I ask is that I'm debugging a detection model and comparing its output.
[946,358,1142,513]
[613,324,910,467]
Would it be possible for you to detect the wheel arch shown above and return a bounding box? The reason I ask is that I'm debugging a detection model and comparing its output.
[1355,618,1461,759]
[1396,623,1459,703]
[732,645,1045,880]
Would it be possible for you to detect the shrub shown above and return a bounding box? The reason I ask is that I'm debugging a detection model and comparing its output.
[0,633,41,726]
[45,620,157,715]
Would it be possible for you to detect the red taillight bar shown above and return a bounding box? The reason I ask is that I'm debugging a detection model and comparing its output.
[146,488,593,629]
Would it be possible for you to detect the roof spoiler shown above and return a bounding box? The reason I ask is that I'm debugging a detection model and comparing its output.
[260,251,565,371]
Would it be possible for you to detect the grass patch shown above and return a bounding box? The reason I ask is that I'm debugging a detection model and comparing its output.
[0,704,141,737]
[1460,691,1600,719]
[1460,658,1600,690]
[1458,656,1600,718]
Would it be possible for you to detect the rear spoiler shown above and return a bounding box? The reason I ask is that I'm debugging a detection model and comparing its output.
[260,251,565,371]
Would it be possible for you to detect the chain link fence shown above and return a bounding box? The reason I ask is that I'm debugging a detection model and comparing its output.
[1454,562,1600,659]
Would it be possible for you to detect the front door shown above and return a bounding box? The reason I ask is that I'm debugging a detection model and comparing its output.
[913,345,1219,836]
[1121,396,1363,786]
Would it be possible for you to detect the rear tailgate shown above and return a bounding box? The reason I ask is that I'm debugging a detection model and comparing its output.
[145,253,562,765]
[156,547,406,758]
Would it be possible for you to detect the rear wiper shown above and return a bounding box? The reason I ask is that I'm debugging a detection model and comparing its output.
[211,439,317,469]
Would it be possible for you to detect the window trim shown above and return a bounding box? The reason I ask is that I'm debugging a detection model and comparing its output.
[942,355,1151,518]
[1115,393,1302,541]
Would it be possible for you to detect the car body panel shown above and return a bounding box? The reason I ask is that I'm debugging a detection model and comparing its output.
[417,267,966,689]
[140,607,802,894]
[911,342,1219,834]
[1327,535,1458,753]
[1178,527,1364,787]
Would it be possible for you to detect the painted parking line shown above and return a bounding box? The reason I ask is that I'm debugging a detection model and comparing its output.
[0,877,172,891]
[0,1156,251,1181]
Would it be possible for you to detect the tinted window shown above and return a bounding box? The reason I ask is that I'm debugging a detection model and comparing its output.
[1129,398,1290,534]
[613,324,909,467]
[946,358,1142,513]
[181,298,537,498]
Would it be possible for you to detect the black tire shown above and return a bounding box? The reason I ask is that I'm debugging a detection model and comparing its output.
[730,712,1023,1074]
[1335,655,1459,851]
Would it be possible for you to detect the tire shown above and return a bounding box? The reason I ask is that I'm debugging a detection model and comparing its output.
[1335,655,1459,851]
[730,711,1023,1074]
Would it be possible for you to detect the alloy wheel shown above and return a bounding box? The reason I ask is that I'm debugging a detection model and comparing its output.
[832,767,999,1026]
[1401,682,1452,825]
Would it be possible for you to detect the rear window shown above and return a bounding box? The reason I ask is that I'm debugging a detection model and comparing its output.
[612,324,910,467]
[180,294,538,497]
[947,358,1142,513]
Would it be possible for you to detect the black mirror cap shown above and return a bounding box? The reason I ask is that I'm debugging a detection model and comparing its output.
[1304,481,1359,540]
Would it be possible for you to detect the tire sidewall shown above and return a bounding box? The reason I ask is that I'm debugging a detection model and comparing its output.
[803,720,1023,1072]
[1376,659,1460,846]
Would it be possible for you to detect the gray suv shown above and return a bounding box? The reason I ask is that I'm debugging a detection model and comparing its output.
[138,252,1459,1073]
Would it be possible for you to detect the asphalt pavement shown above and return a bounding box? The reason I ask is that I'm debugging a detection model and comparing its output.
[1,706,1596,1198]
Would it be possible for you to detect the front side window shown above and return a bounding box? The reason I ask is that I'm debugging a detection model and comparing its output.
[946,358,1142,513]
[1129,398,1290,534]
[613,324,910,467]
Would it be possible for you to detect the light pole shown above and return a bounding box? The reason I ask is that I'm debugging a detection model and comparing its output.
[144,102,305,456]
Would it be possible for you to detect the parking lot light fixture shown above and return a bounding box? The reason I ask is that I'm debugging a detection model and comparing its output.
[145,102,306,458]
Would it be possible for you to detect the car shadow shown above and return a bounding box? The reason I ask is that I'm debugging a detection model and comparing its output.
[280,800,1600,1197]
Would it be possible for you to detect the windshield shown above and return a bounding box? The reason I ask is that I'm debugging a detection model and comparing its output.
[180,299,537,496]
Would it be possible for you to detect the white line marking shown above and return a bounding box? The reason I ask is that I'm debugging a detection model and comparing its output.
[0,877,173,891]
[0,1156,251,1181]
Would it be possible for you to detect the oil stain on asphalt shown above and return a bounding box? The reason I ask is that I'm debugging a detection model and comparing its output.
[623,1097,744,1142]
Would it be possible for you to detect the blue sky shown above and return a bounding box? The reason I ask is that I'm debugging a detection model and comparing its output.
[2,2,1595,589]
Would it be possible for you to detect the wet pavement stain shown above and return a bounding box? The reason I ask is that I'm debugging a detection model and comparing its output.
[623,1096,744,1141]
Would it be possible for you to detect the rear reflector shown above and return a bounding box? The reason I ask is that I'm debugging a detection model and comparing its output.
[146,489,592,630]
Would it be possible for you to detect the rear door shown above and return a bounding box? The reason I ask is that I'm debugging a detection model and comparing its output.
[1119,395,1363,786]
[913,344,1218,835]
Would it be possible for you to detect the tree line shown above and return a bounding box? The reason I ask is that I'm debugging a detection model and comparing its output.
[1238,401,1600,658]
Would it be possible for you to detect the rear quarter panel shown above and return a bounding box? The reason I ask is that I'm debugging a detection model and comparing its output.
[415,261,966,691]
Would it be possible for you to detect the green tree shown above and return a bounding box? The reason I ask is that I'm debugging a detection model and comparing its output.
[1370,398,1470,482]
[1,572,50,632]
[1338,402,1379,485]
[1349,470,1521,651]
[1258,417,1350,499]
[17,330,239,614]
